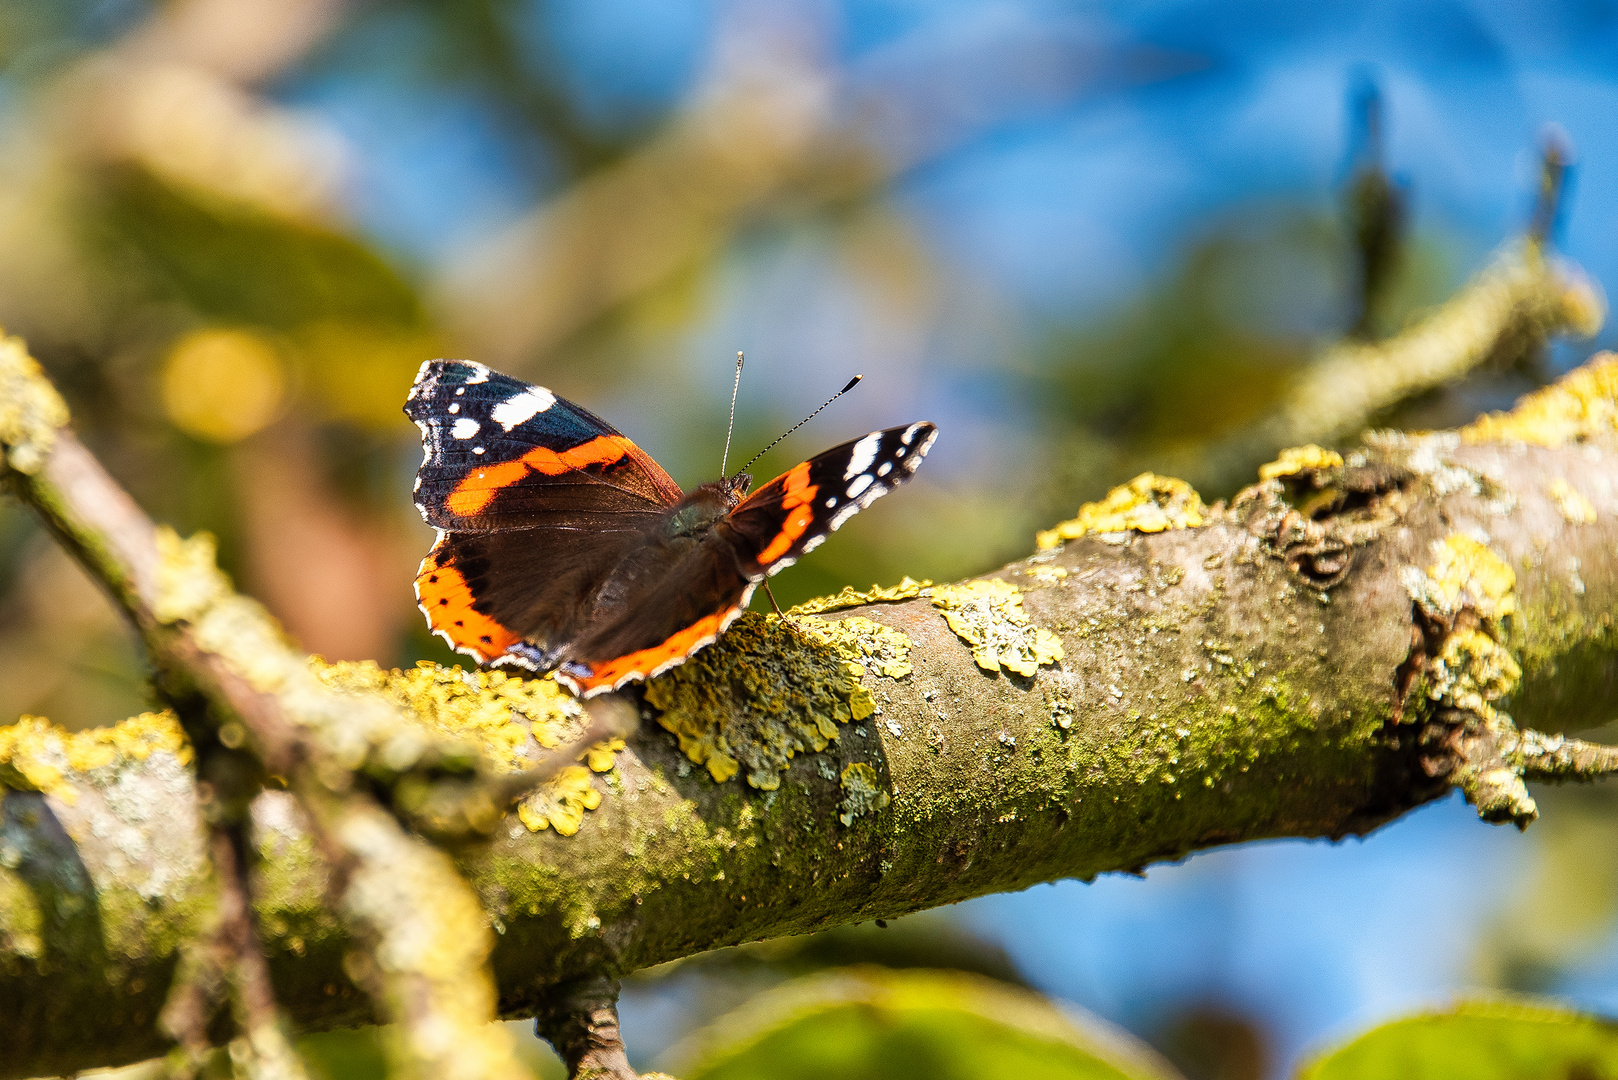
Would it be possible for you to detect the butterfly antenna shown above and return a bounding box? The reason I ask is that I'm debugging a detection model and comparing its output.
[736,374,862,478]
[720,351,745,475]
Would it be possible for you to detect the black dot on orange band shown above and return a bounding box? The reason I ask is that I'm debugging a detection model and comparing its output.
[429,575,439,583]
[455,620,464,627]
[480,635,492,643]
[439,598,448,605]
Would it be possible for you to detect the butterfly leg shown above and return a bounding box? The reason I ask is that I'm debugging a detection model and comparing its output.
[762,581,786,617]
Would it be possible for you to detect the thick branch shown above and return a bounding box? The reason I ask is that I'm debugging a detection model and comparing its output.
[4,352,1617,1076]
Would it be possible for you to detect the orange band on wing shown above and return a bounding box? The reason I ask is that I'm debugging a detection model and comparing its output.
[416,554,520,659]
[570,609,730,692]
[519,434,636,475]
[446,460,529,516]
[445,435,637,518]
[756,460,819,564]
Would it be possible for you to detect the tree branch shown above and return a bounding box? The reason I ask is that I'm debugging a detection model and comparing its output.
[534,977,640,1080]
[4,328,1618,1074]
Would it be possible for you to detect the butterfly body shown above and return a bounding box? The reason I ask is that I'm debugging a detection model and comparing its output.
[406,359,936,696]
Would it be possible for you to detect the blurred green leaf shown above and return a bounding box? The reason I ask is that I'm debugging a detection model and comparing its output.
[295,1021,564,1080]
[659,966,1185,1080]
[93,164,426,330]
[694,914,1031,988]
[1296,999,1618,1080]
[297,1026,391,1080]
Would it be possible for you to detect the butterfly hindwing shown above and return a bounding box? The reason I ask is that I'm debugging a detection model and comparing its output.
[405,359,682,531]
[552,540,759,696]
[415,526,649,669]
[725,422,938,580]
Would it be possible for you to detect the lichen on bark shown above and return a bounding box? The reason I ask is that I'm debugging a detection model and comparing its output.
[0,333,69,476]
[643,611,905,788]
[311,661,622,835]
[1036,472,1208,549]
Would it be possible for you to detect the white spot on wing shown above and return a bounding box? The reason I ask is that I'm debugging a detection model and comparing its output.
[801,534,826,554]
[491,387,557,430]
[878,462,893,477]
[829,503,860,531]
[448,403,459,414]
[846,473,874,499]
[845,431,882,479]
[451,418,481,439]
[473,446,486,455]
[901,423,924,445]
[464,362,490,384]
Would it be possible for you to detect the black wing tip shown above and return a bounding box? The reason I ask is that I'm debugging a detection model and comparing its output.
[410,357,494,386]
[404,359,499,418]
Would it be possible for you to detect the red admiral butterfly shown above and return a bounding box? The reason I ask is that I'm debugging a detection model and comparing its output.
[405,359,937,696]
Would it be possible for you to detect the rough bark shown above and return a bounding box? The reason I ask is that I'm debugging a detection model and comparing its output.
[4,353,1618,1077]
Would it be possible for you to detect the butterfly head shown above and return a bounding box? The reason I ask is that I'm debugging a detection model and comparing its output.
[669,473,753,538]
[725,472,753,504]
[702,472,751,508]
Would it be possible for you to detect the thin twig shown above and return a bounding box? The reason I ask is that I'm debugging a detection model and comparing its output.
[1513,729,1618,782]
[1152,238,1603,492]
[210,823,312,1080]
[1529,128,1573,246]
[536,976,641,1080]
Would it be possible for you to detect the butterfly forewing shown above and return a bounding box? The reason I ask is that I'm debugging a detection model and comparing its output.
[725,421,938,580]
[405,359,682,532]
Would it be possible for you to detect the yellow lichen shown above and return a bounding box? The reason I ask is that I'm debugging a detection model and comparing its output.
[1036,473,1206,550]
[153,527,235,625]
[1461,353,1618,447]
[1401,533,1522,728]
[645,612,905,789]
[787,576,932,616]
[0,332,70,475]
[1258,444,1344,481]
[794,615,915,681]
[1404,534,1517,623]
[515,765,603,836]
[930,578,1064,677]
[1549,478,1597,524]
[1026,565,1068,585]
[0,711,191,802]
[838,762,890,826]
[1426,627,1522,722]
[581,738,625,773]
[313,660,620,833]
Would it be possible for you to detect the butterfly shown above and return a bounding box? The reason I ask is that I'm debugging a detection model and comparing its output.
[405,359,937,696]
